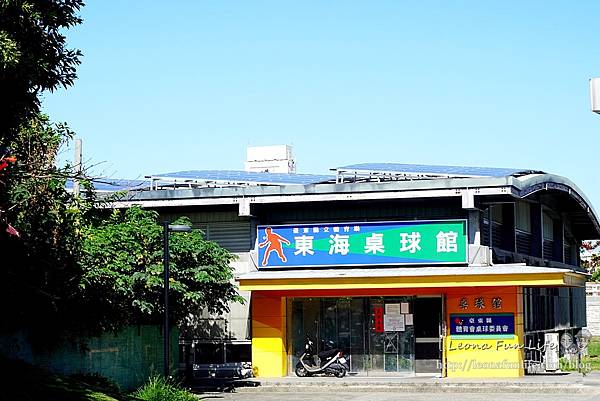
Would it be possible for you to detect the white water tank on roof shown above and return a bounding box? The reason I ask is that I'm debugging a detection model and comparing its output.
[245,145,296,174]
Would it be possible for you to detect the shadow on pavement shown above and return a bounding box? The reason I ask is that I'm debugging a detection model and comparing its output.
[188,378,260,395]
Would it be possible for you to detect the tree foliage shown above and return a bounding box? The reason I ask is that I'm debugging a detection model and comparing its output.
[0,114,95,346]
[1,1,241,346]
[583,241,600,281]
[0,117,241,343]
[0,0,84,143]
[78,207,242,332]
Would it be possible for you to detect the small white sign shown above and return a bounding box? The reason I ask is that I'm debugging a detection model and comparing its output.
[385,303,401,315]
[384,314,405,332]
[405,313,414,326]
[401,302,410,314]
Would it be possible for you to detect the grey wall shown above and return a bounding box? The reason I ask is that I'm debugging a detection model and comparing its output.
[0,325,177,391]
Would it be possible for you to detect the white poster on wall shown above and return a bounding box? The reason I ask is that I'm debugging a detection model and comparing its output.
[384,314,405,332]
[385,303,401,315]
[400,302,410,314]
[405,313,414,326]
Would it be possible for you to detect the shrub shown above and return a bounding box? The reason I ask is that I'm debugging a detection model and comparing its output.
[134,375,196,401]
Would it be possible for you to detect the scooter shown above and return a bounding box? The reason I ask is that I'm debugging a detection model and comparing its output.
[295,338,349,377]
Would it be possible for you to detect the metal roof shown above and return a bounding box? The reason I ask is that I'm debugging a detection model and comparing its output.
[111,171,600,239]
[148,170,335,187]
[336,163,542,179]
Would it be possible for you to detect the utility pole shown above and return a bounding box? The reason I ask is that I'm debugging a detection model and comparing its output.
[162,222,192,378]
[590,78,600,114]
[163,221,170,378]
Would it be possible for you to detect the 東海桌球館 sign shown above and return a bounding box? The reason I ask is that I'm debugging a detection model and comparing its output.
[256,219,467,269]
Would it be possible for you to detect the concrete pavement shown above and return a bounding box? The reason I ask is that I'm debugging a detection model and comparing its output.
[198,393,600,401]
[192,372,600,395]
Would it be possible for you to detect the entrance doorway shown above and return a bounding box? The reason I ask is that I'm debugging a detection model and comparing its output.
[414,296,443,374]
[288,296,440,376]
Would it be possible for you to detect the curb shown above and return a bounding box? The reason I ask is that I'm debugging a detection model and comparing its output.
[233,381,600,394]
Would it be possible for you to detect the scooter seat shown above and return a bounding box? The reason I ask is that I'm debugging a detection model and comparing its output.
[318,349,338,359]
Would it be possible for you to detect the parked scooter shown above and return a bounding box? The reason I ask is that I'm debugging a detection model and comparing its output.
[295,338,349,377]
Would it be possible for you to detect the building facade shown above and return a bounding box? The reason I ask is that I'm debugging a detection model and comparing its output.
[116,163,599,378]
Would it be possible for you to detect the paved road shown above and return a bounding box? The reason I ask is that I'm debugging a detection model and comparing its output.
[197,392,600,401]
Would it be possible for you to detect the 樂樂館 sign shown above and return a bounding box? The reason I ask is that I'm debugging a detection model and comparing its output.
[256,219,467,269]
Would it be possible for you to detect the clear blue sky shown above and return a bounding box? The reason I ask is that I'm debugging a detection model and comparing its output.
[43,1,600,210]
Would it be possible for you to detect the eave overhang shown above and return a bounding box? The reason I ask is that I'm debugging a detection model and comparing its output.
[237,265,587,292]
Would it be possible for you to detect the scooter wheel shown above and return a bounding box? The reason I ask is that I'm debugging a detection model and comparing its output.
[295,365,309,377]
[334,367,346,378]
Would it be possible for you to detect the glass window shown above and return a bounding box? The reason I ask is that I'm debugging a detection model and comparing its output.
[543,213,554,240]
[194,343,224,364]
[491,205,503,223]
[226,344,251,363]
[516,202,531,233]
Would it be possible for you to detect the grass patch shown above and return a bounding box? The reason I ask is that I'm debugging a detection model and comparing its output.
[584,337,600,371]
[560,337,600,373]
[588,337,600,357]
[0,354,127,400]
[133,375,196,401]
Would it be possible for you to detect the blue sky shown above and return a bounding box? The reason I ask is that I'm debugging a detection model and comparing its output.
[43,1,600,210]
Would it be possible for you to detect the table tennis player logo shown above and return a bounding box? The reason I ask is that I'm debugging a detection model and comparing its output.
[259,227,291,266]
[454,317,464,326]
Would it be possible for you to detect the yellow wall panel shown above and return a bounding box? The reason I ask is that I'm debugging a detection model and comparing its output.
[252,337,285,353]
[251,293,287,377]
[445,336,523,377]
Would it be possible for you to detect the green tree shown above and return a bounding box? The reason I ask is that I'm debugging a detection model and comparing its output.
[0,116,241,344]
[1,2,241,347]
[0,0,84,143]
[1,1,88,343]
[584,241,600,281]
[0,114,95,346]
[79,206,242,332]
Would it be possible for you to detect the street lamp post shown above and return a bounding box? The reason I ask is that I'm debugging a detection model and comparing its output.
[163,222,192,378]
[590,77,600,114]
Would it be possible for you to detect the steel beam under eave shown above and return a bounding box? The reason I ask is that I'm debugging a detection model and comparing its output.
[106,186,515,210]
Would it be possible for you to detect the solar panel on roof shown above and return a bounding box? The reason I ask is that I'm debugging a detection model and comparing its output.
[337,163,542,178]
[150,170,335,185]
[65,179,149,192]
[93,179,149,191]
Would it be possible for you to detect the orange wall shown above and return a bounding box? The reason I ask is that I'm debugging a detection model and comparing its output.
[446,286,518,315]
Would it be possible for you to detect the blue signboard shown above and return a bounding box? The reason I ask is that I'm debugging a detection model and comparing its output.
[450,313,515,338]
[256,220,467,269]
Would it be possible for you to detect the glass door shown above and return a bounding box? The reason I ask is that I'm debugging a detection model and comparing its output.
[288,296,415,376]
[318,298,368,374]
[367,297,414,374]
[413,296,442,374]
